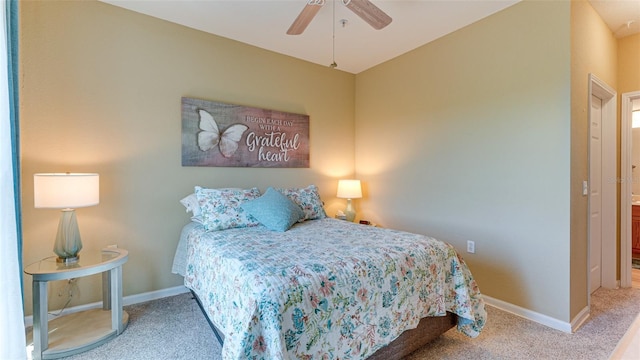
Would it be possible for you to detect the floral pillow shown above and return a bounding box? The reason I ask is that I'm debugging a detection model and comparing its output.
[195,186,261,231]
[275,184,327,221]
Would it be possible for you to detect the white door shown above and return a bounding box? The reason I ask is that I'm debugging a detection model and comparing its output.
[590,94,603,294]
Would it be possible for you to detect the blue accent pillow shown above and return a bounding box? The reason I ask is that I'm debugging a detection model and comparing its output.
[241,187,305,232]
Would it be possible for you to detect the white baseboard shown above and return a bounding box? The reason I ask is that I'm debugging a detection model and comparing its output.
[24,285,190,328]
[482,294,574,333]
[570,304,591,332]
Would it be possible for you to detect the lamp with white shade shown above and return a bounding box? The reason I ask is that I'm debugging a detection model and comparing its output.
[34,173,99,263]
[337,179,362,222]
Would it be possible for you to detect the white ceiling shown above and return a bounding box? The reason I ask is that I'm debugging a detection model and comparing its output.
[589,0,640,39]
[101,0,640,74]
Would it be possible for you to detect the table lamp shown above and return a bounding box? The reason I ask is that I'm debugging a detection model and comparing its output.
[34,173,99,263]
[337,179,362,222]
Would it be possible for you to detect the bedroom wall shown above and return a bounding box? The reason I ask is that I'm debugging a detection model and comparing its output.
[618,33,640,93]
[354,0,573,322]
[570,0,617,320]
[19,0,355,315]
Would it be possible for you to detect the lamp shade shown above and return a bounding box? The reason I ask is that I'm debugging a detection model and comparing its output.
[34,173,99,209]
[337,179,362,199]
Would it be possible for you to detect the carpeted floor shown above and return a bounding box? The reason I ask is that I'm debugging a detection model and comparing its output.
[52,293,222,360]
[408,288,640,360]
[39,287,640,360]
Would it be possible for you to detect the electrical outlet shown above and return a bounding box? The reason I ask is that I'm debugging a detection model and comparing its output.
[467,240,475,254]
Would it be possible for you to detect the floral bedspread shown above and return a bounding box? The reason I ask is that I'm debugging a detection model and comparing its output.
[183,218,486,360]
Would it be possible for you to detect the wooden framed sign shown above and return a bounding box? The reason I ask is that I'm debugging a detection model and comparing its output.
[181,97,309,168]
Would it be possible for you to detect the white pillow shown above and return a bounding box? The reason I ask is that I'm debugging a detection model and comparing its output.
[179,193,201,216]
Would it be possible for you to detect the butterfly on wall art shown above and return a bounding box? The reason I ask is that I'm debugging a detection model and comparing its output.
[181,97,310,168]
[197,109,248,158]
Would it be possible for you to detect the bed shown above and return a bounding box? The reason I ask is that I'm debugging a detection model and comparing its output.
[172,186,486,359]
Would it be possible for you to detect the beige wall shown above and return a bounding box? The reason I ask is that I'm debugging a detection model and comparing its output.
[618,34,640,94]
[569,0,617,320]
[20,0,355,314]
[355,1,572,321]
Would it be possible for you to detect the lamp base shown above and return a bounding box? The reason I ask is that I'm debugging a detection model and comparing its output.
[56,255,79,264]
[345,198,356,222]
[53,209,83,261]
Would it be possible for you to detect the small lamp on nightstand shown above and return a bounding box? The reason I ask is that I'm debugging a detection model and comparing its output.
[34,173,99,263]
[337,179,362,222]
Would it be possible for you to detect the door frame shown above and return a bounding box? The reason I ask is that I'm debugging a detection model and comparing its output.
[620,91,640,288]
[588,74,617,293]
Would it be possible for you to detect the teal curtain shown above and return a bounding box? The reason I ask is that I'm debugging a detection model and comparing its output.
[7,0,21,282]
[1,0,26,357]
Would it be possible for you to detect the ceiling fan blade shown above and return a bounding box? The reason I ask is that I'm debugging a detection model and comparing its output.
[287,3,323,35]
[344,0,392,30]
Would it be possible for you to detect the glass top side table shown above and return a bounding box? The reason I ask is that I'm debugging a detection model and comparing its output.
[24,248,129,360]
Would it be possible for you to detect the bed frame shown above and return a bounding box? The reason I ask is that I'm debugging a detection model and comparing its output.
[190,290,456,359]
[368,312,456,359]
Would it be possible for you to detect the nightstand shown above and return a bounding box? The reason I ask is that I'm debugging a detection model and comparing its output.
[24,248,129,360]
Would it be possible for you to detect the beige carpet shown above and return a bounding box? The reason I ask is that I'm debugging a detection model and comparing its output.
[48,287,640,360]
[408,287,640,360]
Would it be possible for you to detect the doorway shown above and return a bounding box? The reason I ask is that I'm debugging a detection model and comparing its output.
[620,91,640,288]
[588,74,616,294]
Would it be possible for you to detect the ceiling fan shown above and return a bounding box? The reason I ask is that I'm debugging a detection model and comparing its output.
[287,0,392,35]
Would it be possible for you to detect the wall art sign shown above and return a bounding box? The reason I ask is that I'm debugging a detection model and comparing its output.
[181,97,310,168]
